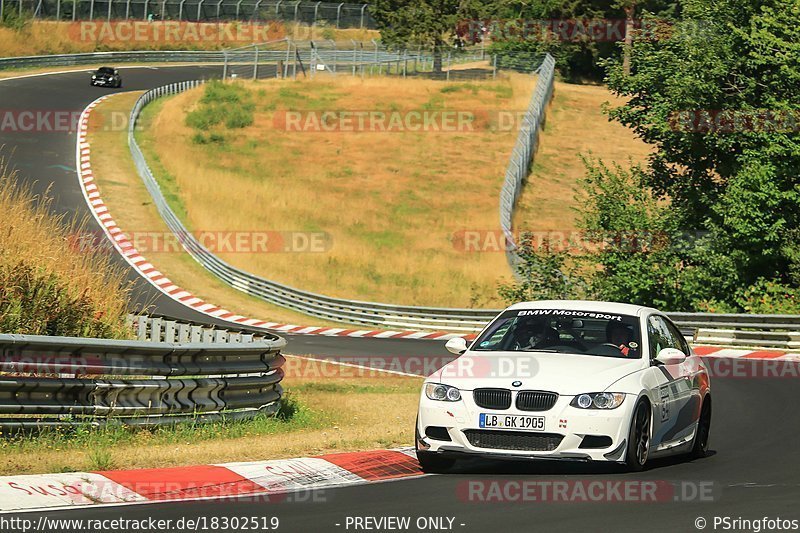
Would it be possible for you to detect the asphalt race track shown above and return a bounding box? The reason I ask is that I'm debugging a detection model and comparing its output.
[0,66,452,362]
[2,67,799,533]
[8,370,800,532]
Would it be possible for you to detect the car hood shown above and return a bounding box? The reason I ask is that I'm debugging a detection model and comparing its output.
[430,350,646,395]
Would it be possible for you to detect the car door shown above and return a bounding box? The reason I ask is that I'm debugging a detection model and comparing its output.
[647,315,696,449]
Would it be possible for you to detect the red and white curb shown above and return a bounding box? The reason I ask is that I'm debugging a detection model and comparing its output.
[693,345,799,361]
[76,95,475,342]
[0,448,422,513]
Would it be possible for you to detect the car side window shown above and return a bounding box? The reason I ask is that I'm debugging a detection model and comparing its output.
[664,319,690,355]
[647,315,679,358]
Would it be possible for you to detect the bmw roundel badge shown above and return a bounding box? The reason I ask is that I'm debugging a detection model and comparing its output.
[512,381,522,387]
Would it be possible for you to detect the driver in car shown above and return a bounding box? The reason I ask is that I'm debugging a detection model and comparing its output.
[606,321,636,357]
[512,318,556,350]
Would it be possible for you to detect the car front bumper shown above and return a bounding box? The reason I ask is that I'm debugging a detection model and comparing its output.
[417,390,636,462]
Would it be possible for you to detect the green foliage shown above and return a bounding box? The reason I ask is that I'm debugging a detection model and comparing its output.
[736,279,800,314]
[186,81,254,132]
[498,236,588,305]
[487,0,678,81]
[0,261,127,338]
[0,9,31,31]
[499,0,800,311]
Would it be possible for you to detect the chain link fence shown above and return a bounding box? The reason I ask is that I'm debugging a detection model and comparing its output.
[499,53,555,275]
[1,0,375,27]
[220,40,543,81]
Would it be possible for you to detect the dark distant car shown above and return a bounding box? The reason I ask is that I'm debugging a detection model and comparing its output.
[90,67,122,88]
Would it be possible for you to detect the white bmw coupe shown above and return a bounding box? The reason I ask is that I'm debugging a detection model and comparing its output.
[416,300,711,472]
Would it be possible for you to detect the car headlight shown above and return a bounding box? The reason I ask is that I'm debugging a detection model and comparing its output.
[424,383,461,402]
[570,392,626,409]
[92,75,97,79]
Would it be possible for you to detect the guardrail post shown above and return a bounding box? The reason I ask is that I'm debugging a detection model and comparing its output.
[253,46,259,79]
[335,1,342,28]
[446,52,451,81]
[313,0,320,25]
[196,0,203,20]
[223,49,228,79]
[283,38,291,78]
[164,320,177,342]
[178,0,185,20]
[235,0,242,18]
[359,3,365,28]
[190,325,202,342]
[177,323,190,343]
[137,315,149,340]
[151,316,163,342]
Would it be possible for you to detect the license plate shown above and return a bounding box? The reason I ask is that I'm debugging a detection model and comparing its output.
[479,413,545,431]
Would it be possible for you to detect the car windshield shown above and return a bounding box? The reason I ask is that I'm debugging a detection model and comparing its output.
[471,308,643,359]
[97,67,115,74]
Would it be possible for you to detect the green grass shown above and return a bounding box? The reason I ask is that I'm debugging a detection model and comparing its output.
[135,98,190,225]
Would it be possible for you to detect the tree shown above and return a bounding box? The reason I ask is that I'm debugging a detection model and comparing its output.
[369,0,479,72]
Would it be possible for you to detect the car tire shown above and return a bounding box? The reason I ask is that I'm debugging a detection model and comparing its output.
[690,396,711,458]
[414,420,455,473]
[625,400,651,471]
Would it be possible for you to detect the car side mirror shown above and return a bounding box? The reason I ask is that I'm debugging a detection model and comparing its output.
[445,337,468,355]
[655,347,687,365]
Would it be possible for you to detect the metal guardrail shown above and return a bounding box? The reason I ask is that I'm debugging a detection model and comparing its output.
[0,50,232,70]
[0,44,400,71]
[0,330,286,429]
[499,53,555,274]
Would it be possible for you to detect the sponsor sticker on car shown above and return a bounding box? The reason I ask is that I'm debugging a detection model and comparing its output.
[479,413,545,431]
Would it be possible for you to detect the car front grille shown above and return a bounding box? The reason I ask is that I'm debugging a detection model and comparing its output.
[473,388,511,410]
[515,391,558,411]
[464,430,564,451]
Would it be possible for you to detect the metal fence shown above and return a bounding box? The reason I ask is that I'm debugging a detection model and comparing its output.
[0,330,286,430]
[2,0,376,27]
[499,53,555,274]
[220,40,492,80]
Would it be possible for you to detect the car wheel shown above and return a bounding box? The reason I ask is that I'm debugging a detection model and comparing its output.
[625,400,651,471]
[414,420,455,473]
[690,397,711,458]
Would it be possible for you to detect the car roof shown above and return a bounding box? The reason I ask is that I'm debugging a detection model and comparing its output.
[505,299,660,317]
